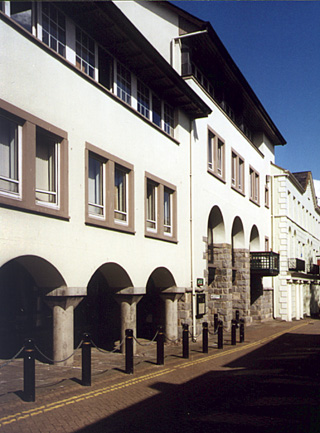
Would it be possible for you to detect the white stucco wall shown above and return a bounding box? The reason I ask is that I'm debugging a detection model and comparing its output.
[0,19,192,290]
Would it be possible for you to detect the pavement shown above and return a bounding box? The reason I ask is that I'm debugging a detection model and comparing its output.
[0,318,320,432]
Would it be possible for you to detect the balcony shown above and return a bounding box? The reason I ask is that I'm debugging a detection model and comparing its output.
[250,252,280,276]
[288,258,305,272]
[307,264,320,275]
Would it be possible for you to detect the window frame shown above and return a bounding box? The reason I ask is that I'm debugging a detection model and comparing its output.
[249,166,260,206]
[85,142,134,233]
[207,127,225,182]
[231,149,245,195]
[145,172,177,243]
[0,98,68,219]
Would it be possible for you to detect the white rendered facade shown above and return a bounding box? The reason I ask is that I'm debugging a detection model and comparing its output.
[271,165,320,321]
[0,1,287,362]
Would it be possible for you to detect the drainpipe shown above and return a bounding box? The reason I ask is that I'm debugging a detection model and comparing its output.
[190,119,196,340]
[271,171,276,317]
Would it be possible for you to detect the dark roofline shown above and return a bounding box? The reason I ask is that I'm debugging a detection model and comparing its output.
[160,1,286,146]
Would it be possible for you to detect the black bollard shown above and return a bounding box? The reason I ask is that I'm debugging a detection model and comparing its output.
[24,338,35,402]
[182,324,189,359]
[235,310,239,322]
[231,320,237,345]
[218,320,223,349]
[125,329,134,374]
[202,322,208,354]
[157,326,164,366]
[240,319,245,343]
[82,333,91,386]
[214,314,218,332]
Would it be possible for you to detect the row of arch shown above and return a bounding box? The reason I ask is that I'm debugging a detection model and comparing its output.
[0,256,178,358]
[208,206,261,251]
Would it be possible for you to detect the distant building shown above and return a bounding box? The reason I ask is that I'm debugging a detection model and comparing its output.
[271,167,320,321]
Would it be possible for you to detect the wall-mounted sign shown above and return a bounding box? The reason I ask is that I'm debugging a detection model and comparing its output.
[196,278,204,287]
[196,293,206,318]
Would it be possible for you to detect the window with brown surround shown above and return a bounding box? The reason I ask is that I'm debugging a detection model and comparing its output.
[0,99,68,219]
[249,166,260,205]
[207,128,225,182]
[231,149,245,195]
[85,142,134,233]
[145,172,177,243]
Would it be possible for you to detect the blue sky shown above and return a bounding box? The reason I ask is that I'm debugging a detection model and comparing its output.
[172,1,320,180]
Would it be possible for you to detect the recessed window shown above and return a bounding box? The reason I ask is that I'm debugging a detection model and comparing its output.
[145,173,177,243]
[85,143,134,233]
[265,184,270,208]
[76,27,95,79]
[88,153,104,217]
[0,100,68,218]
[35,129,59,205]
[208,129,225,181]
[231,150,245,194]
[42,3,66,57]
[116,63,131,105]
[164,104,174,137]
[0,114,21,196]
[114,165,128,223]
[146,179,157,231]
[137,80,150,119]
[250,167,260,205]
[152,96,162,128]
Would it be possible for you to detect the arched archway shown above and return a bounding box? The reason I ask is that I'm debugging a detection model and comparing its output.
[207,206,225,266]
[137,267,177,340]
[75,263,132,350]
[0,255,66,358]
[249,225,260,251]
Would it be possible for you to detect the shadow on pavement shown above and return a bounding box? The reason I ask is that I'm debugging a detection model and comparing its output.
[74,331,320,433]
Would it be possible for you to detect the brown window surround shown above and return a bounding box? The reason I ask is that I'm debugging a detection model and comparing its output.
[207,127,225,183]
[0,98,69,219]
[145,172,177,243]
[265,184,270,208]
[231,149,245,195]
[85,142,134,234]
[249,166,260,206]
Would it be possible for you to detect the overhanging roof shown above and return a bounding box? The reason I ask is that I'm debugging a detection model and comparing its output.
[57,1,211,119]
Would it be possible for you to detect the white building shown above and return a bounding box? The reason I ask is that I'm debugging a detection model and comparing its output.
[0,1,286,363]
[271,166,320,321]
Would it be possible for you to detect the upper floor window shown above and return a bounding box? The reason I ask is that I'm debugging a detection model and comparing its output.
[164,103,174,137]
[41,3,66,57]
[8,1,33,33]
[0,99,68,218]
[145,172,177,243]
[88,152,104,217]
[116,63,131,105]
[85,143,134,233]
[231,150,245,194]
[137,80,150,119]
[35,128,59,206]
[76,27,95,79]
[265,184,270,208]
[0,114,21,196]
[208,129,225,181]
[250,167,260,205]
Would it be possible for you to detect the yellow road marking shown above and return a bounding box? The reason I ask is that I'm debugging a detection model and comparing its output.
[0,321,311,428]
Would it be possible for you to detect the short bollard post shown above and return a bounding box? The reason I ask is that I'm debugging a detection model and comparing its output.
[125,329,134,374]
[157,325,164,366]
[218,320,223,349]
[24,338,35,402]
[202,322,208,354]
[82,333,91,386]
[235,310,240,324]
[214,314,218,332]
[240,319,245,343]
[182,323,189,359]
[231,320,237,346]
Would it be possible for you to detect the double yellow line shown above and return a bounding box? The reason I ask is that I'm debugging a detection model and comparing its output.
[0,321,310,428]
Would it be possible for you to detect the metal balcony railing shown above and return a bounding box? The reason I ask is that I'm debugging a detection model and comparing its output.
[307,264,320,275]
[250,252,280,276]
[288,258,305,272]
